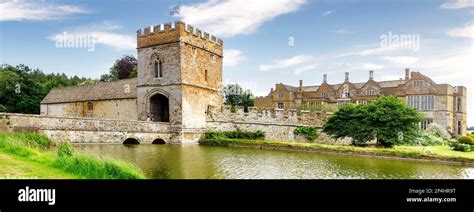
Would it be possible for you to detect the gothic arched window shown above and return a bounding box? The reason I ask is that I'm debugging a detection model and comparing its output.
[154,60,163,78]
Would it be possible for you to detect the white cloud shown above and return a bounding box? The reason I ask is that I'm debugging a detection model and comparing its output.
[177,0,307,37]
[383,56,419,66]
[0,0,90,21]
[294,64,319,75]
[340,40,418,57]
[224,49,247,66]
[259,55,313,71]
[357,63,385,70]
[441,0,474,9]
[322,10,332,16]
[48,22,135,50]
[447,22,474,38]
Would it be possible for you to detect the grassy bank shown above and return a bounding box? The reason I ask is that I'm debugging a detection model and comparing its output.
[0,132,144,179]
[199,138,474,164]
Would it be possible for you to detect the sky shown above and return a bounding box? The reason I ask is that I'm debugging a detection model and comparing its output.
[0,0,473,125]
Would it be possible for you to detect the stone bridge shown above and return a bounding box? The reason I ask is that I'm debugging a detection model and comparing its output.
[0,113,171,144]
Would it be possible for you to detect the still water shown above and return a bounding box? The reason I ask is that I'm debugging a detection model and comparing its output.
[74,144,474,179]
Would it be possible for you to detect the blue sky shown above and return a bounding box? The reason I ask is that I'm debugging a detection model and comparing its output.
[0,0,473,125]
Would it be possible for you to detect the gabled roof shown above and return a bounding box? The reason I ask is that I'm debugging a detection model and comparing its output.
[302,86,319,92]
[378,79,406,88]
[278,84,296,92]
[41,78,138,104]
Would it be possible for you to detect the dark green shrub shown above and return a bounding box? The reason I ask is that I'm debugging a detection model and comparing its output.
[449,141,472,152]
[204,129,265,140]
[0,105,7,112]
[457,136,474,145]
[57,141,74,157]
[294,126,319,142]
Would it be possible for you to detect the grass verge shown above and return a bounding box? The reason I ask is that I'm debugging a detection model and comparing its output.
[199,138,474,164]
[0,132,144,179]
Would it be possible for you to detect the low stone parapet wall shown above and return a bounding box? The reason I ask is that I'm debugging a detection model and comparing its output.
[0,113,171,144]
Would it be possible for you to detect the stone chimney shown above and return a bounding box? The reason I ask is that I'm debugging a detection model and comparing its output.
[299,80,303,92]
[369,70,374,80]
[270,88,274,93]
[405,68,410,81]
[323,74,327,83]
[345,72,349,82]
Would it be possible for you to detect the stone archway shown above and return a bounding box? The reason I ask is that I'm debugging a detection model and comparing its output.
[149,93,169,122]
[123,138,140,144]
[152,138,166,144]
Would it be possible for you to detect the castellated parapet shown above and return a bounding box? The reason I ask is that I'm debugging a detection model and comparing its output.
[137,21,223,57]
[207,106,329,127]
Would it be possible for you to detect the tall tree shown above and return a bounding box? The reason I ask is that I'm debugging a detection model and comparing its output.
[222,84,254,111]
[0,64,90,114]
[323,96,423,147]
[100,55,137,82]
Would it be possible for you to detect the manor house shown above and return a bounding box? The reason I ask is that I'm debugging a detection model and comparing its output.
[254,69,467,136]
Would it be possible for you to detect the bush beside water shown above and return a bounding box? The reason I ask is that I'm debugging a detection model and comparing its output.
[450,135,474,152]
[294,126,319,142]
[205,128,265,140]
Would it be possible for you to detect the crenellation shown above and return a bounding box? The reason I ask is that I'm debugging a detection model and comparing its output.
[208,106,324,126]
[163,22,172,31]
[153,24,162,33]
[144,26,152,36]
[137,21,223,55]
[185,24,194,33]
[195,28,202,38]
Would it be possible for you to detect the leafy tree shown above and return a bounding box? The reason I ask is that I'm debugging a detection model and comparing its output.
[323,96,423,147]
[100,55,137,82]
[0,64,90,114]
[222,84,254,111]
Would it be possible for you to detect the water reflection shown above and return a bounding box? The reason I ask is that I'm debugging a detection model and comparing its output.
[74,144,474,179]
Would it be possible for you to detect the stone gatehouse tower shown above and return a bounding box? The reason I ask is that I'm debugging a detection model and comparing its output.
[136,21,223,143]
[39,21,223,143]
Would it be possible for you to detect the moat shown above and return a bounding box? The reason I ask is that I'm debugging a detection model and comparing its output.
[74,144,474,179]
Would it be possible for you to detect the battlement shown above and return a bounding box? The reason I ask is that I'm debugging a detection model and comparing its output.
[207,106,330,126]
[137,20,223,55]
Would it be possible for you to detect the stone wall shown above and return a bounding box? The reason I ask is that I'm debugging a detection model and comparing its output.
[0,113,170,144]
[207,106,329,127]
[205,106,343,143]
[0,110,348,144]
[41,99,138,121]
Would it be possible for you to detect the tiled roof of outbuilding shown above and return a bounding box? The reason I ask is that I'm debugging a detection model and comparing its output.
[41,78,138,104]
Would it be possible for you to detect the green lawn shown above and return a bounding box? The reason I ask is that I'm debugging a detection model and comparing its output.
[0,153,76,179]
[199,138,474,163]
[0,132,144,179]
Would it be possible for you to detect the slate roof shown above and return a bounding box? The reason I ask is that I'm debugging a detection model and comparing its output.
[41,78,138,104]
[279,79,406,93]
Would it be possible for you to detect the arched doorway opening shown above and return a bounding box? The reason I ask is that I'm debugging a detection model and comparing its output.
[152,138,166,144]
[123,138,140,144]
[149,93,169,122]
